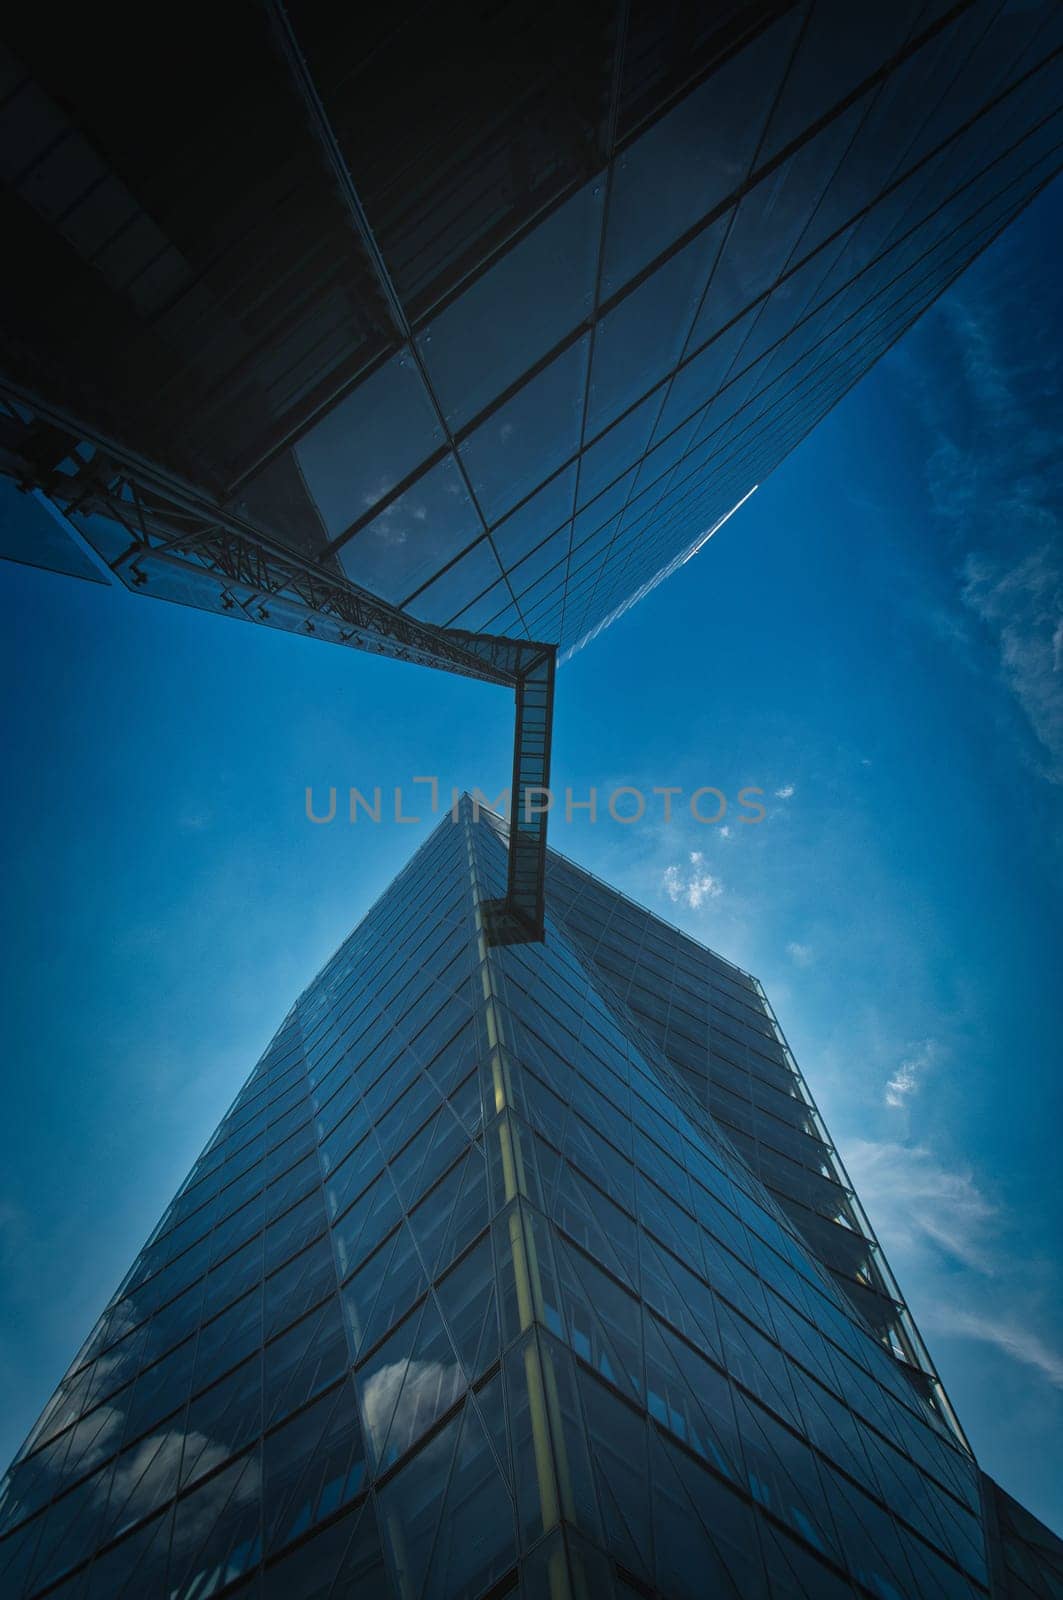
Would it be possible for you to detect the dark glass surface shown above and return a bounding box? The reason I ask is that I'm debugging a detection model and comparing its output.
[5,4,1062,662]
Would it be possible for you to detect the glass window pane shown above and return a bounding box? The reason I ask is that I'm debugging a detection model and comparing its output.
[263,1379,366,1556]
[417,179,603,429]
[294,348,442,538]
[459,336,591,524]
[602,11,802,290]
[337,452,481,603]
[356,1296,464,1472]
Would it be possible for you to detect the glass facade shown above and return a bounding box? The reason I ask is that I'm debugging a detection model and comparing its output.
[3,3,1062,658]
[536,827,952,1419]
[2,797,1057,1600]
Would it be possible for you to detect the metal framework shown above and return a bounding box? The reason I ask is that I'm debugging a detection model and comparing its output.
[0,384,556,941]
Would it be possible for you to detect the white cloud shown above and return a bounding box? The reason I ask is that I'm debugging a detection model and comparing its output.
[110,1428,218,1523]
[662,862,723,911]
[923,1308,1063,1390]
[842,1142,1063,1396]
[786,941,814,968]
[841,1139,997,1274]
[719,825,731,838]
[884,1064,917,1108]
[774,784,795,799]
[686,875,722,909]
[884,1038,940,1109]
[362,481,389,509]
[168,1443,260,1558]
[361,1357,463,1461]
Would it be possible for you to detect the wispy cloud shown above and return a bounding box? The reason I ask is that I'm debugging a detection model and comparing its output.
[841,1139,997,1273]
[662,853,723,910]
[907,279,1063,788]
[786,941,814,968]
[962,544,1063,783]
[884,1038,940,1110]
[843,1119,1063,1402]
[923,1307,1063,1390]
[774,784,795,800]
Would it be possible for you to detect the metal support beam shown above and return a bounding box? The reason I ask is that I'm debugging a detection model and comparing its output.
[475,641,556,944]
[0,389,556,941]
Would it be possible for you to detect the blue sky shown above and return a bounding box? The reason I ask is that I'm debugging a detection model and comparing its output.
[2,183,1061,1533]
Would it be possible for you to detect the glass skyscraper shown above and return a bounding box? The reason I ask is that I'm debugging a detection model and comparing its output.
[2,2,1062,658]
[2,798,1059,1600]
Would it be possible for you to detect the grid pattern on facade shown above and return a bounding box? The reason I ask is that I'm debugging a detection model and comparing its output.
[534,830,955,1423]
[1,801,1029,1600]
[3,4,1063,659]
